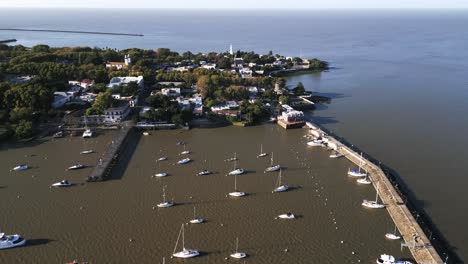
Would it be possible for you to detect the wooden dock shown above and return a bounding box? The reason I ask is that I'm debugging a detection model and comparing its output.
[306,122,443,264]
[88,121,133,181]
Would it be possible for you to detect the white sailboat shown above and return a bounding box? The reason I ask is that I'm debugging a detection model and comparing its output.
[51,180,73,187]
[264,152,280,172]
[158,156,167,161]
[177,158,191,164]
[154,161,168,177]
[197,159,212,175]
[272,169,289,193]
[348,153,368,177]
[329,151,343,158]
[82,116,93,138]
[230,237,247,259]
[172,224,199,259]
[385,225,401,240]
[11,164,29,171]
[277,213,296,219]
[189,206,205,224]
[0,232,26,249]
[229,174,246,197]
[80,150,94,155]
[307,140,324,147]
[357,175,372,184]
[362,183,385,209]
[67,163,85,170]
[157,186,174,208]
[257,144,267,158]
[228,159,244,176]
[180,144,190,155]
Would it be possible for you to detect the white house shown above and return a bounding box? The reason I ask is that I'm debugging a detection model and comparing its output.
[201,63,216,70]
[176,94,203,116]
[104,102,131,123]
[107,76,144,89]
[68,79,95,90]
[161,88,181,97]
[52,92,73,108]
[240,67,253,78]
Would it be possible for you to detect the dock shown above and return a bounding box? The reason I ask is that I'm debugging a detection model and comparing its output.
[0,38,17,44]
[88,121,134,181]
[306,122,444,264]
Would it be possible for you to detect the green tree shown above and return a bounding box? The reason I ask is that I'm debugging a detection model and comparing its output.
[15,120,33,139]
[293,82,306,96]
[279,95,290,105]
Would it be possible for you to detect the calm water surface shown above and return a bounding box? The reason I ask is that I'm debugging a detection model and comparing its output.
[0,126,409,263]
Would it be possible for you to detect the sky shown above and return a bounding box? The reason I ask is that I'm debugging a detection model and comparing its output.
[0,0,466,9]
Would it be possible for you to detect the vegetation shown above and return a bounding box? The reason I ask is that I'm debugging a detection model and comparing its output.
[0,43,328,139]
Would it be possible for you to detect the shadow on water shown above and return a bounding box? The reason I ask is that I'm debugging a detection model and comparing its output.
[313,122,464,263]
[306,115,340,126]
[25,238,53,247]
[312,92,349,100]
[106,129,141,181]
[0,138,49,152]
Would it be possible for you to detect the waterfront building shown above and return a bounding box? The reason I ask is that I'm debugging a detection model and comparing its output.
[239,67,253,78]
[161,88,181,97]
[68,79,95,90]
[176,94,203,116]
[52,92,73,108]
[211,101,240,116]
[277,104,305,129]
[104,102,131,123]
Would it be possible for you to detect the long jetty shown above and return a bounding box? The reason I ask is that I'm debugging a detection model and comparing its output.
[0,28,143,37]
[88,121,134,181]
[305,122,444,264]
[0,38,17,44]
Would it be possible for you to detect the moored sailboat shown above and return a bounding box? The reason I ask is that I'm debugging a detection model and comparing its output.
[172,224,199,258]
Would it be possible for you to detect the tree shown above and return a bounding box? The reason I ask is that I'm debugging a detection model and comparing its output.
[121,81,139,96]
[293,82,305,96]
[32,44,50,53]
[15,120,33,139]
[279,95,289,105]
[171,113,184,125]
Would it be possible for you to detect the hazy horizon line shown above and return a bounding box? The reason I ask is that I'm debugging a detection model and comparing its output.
[1,7,467,10]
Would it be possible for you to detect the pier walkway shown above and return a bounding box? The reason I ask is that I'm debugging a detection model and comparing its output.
[306,122,443,264]
[88,121,133,181]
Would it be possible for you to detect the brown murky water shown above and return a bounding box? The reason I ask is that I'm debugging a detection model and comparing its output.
[0,125,411,263]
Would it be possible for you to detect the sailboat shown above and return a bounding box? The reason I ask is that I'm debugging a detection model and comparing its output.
[228,159,244,176]
[189,207,205,224]
[348,153,368,177]
[362,183,385,209]
[385,225,401,240]
[329,151,343,158]
[229,174,246,197]
[277,213,296,219]
[197,159,212,175]
[80,150,94,155]
[177,157,191,164]
[225,152,238,162]
[180,144,190,155]
[357,175,372,184]
[82,116,93,138]
[272,169,289,193]
[257,144,267,158]
[172,224,199,258]
[157,186,174,208]
[230,237,247,259]
[154,162,168,177]
[264,152,280,172]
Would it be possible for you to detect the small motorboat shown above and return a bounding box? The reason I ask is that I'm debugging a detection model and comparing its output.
[357,177,372,184]
[229,191,246,197]
[228,168,244,176]
[12,164,29,171]
[154,172,168,177]
[307,140,324,147]
[67,164,85,170]
[143,131,150,136]
[53,131,64,138]
[157,157,167,161]
[277,213,295,219]
[51,180,73,187]
[329,152,343,158]
[385,233,401,240]
[80,150,94,155]
[348,168,368,177]
[177,158,191,164]
[197,170,212,176]
[362,200,385,209]
[0,233,26,249]
[264,164,280,173]
[82,129,93,138]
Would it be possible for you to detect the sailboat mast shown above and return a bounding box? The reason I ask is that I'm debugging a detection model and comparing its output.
[182,224,185,250]
[234,175,238,191]
[235,237,239,253]
[193,206,196,218]
[271,152,274,166]
[173,224,183,254]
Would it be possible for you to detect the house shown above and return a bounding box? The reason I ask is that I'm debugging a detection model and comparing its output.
[161,88,181,97]
[107,76,144,89]
[239,67,253,78]
[211,101,240,116]
[139,106,154,116]
[68,79,95,90]
[233,58,244,68]
[176,94,203,116]
[201,63,216,70]
[111,94,139,107]
[66,85,83,96]
[52,92,73,108]
[104,102,131,123]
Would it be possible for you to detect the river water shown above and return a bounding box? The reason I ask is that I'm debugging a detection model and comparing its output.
[0,8,467,261]
[0,126,409,263]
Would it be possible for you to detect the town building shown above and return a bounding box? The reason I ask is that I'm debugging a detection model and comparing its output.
[52,92,73,108]
[161,88,181,97]
[105,54,131,69]
[104,102,131,123]
[107,76,144,89]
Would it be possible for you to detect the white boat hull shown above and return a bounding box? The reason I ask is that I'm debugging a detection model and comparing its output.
[0,234,26,250]
[230,252,247,259]
[273,185,289,193]
[348,170,367,177]
[173,249,199,258]
[330,153,343,158]
[257,153,267,158]
[197,171,211,176]
[157,157,167,161]
[385,233,401,240]
[155,173,168,177]
[357,178,372,184]
[228,169,244,176]
[278,213,295,219]
[265,165,280,172]
[229,191,246,197]
[362,200,385,209]
[51,181,73,187]
[180,151,190,155]
[12,165,29,171]
[80,150,94,154]
[157,202,174,208]
[307,141,324,147]
[189,218,204,224]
